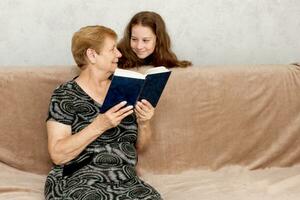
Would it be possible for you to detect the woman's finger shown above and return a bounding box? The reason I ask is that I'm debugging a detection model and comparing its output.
[135,103,147,116]
[117,109,134,121]
[108,101,127,113]
[141,99,154,109]
[117,105,133,116]
[137,101,151,113]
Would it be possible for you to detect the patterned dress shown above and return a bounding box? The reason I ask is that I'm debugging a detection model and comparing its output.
[44,79,162,200]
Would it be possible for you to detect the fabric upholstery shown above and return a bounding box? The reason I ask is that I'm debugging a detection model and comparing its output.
[1,65,300,199]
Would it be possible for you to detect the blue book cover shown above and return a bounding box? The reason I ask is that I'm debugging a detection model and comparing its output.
[100,67,171,113]
[138,71,171,107]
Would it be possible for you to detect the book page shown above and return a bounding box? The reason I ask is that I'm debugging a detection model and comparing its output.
[114,68,145,79]
[145,66,170,75]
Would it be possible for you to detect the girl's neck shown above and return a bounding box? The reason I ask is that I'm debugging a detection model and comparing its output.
[141,54,154,65]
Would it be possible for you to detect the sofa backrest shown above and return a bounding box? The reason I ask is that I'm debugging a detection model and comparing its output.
[0,66,78,174]
[138,65,300,173]
[1,65,300,175]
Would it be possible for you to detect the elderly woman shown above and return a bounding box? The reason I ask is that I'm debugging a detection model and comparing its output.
[44,25,162,200]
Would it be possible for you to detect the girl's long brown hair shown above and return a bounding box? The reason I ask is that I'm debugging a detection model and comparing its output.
[118,11,192,69]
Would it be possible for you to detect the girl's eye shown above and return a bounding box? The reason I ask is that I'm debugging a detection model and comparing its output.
[131,38,137,41]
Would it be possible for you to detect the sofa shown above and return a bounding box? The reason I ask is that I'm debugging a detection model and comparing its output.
[1,64,300,200]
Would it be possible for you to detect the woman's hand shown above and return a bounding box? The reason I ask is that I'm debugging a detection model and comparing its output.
[135,99,155,123]
[96,101,134,131]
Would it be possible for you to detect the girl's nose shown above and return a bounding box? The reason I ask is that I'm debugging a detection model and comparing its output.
[137,41,144,49]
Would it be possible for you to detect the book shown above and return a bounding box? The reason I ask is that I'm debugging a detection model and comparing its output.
[100,66,171,113]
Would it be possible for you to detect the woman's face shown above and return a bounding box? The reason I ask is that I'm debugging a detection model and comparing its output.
[130,25,156,59]
[95,37,122,73]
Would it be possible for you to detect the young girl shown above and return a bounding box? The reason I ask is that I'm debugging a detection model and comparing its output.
[118,11,192,69]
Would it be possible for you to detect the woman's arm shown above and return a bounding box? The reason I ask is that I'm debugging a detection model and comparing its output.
[47,101,133,165]
[135,99,155,152]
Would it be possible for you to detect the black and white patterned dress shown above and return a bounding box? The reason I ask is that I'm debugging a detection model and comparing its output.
[44,79,162,200]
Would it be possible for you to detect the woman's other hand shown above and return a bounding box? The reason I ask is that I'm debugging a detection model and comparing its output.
[135,99,155,123]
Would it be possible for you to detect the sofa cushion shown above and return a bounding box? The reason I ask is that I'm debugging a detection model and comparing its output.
[1,162,300,200]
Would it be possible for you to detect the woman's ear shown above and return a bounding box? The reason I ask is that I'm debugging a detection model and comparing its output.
[86,48,97,64]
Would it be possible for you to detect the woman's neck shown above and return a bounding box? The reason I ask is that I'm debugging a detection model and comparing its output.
[75,66,112,104]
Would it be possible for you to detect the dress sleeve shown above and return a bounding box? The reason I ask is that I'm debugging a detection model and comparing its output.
[46,86,75,125]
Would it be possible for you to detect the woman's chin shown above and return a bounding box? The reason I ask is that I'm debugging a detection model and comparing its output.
[111,64,118,70]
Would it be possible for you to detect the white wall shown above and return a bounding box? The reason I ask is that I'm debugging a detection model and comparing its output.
[0,0,299,66]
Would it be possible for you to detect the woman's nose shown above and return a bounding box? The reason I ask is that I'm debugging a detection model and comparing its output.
[115,49,122,58]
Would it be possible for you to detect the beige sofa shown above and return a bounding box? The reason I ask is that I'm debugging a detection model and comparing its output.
[1,65,300,200]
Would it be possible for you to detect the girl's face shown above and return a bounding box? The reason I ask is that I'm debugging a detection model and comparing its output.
[130,25,156,59]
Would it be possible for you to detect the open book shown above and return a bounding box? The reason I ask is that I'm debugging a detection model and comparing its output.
[100,66,171,113]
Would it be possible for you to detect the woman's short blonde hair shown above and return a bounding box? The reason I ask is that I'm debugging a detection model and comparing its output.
[71,25,117,68]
